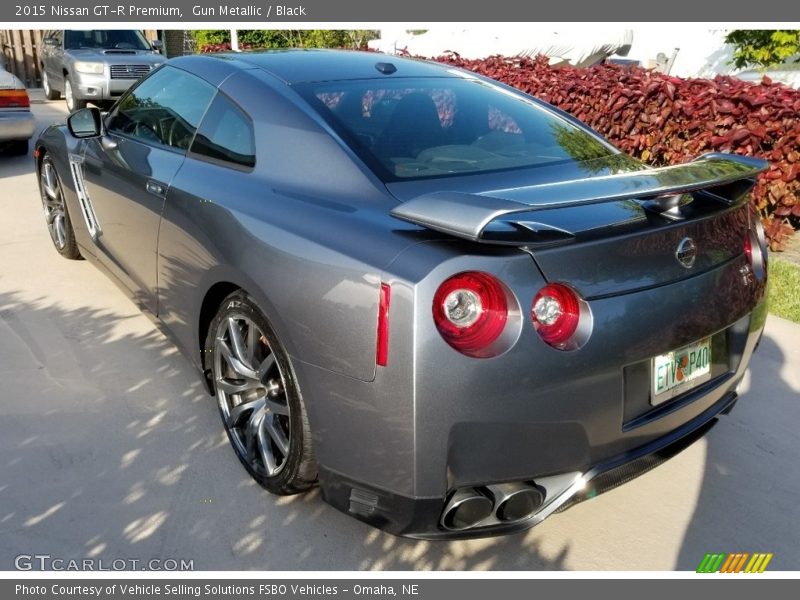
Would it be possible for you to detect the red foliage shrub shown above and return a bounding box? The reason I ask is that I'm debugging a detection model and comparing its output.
[435,54,800,250]
[200,42,254,53]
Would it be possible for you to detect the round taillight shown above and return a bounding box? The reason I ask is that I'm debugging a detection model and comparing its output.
[531,283,581,348]
[433,271,508,357]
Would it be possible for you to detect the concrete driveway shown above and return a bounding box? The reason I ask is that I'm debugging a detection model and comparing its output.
[0,99,798,571]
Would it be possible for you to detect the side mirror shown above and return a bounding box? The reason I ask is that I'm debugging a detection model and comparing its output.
[151,39,163,53]
[43,38,57,47]
[67,107,104,138]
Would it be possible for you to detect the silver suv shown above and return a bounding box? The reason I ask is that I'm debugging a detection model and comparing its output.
[40,30,165,112]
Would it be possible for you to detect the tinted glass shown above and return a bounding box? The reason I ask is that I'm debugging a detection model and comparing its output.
[299,77,614,180]
[65,30,150,51]
[190,94,256,169]
[107,66,215,151]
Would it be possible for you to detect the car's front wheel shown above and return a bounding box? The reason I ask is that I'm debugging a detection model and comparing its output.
[206,291,317,494]
[39,154,81,259]
[42,70,60,100]
[64,76,86,112]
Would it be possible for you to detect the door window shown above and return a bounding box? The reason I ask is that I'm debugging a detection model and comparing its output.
[107,66,215,152]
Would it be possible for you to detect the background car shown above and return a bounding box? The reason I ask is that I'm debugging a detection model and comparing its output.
[39,29,164,111]
[33,51,769,538]
[0,61,34,156]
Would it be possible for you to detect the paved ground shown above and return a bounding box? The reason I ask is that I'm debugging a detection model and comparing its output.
[0,99,799,571]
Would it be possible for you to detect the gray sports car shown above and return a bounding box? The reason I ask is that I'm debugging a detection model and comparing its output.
[34,50,769,539]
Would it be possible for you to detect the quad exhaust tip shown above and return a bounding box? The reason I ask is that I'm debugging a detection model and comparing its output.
[442,481,546,531]
[443,487,494,530]
[493,483,545,522]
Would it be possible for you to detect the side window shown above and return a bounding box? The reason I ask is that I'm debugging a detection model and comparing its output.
[107,66,214,152]
[189,93,255,169]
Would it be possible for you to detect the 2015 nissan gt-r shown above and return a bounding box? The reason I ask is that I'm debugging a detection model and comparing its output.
[34,50,768,539]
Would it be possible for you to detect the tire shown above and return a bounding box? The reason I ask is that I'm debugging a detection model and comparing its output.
[64,76,86,112]
[206,291,317,494]
[39,154,81,260]
[42,70,60,100]
[10,139,29,156]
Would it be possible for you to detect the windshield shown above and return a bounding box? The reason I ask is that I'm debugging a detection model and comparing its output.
[298,76,616,181]
[65,30,151,51]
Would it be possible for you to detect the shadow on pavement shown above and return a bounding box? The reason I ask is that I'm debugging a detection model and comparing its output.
[675,328,800,571]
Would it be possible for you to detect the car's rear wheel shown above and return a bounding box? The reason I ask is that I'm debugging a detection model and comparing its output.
[39,154,81,259]
[207,292,317,494]
[42,70,60,100]
[64,77,86,112]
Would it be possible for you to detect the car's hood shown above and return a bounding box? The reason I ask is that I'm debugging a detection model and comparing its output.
[67,48,163,63]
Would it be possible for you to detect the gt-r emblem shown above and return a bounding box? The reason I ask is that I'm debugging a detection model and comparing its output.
[676,237,698,269]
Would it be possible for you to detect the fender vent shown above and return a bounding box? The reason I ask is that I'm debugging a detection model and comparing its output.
[68,154,102,240]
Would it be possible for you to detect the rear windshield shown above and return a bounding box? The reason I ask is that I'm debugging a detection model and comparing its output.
[297,76,615,181]
[65,30,151,51]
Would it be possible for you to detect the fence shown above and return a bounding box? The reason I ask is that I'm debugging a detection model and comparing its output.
[0,30,43,88]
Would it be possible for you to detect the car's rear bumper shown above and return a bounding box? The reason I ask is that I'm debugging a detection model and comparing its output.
[320,389,738,539]
[0,110,35,141]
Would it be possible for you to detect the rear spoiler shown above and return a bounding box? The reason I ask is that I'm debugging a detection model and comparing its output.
[390,153,768,244]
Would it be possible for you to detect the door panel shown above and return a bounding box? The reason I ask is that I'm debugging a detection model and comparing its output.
[81,135,184,313]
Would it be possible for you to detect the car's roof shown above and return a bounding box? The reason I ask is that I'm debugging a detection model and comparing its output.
[180,49,463,85]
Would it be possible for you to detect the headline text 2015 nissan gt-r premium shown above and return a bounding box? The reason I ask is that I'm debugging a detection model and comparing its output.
[34,51,769,539]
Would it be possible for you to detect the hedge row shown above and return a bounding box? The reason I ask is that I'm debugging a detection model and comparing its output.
[434,54,800,250]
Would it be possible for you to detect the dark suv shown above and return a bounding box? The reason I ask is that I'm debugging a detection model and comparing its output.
[40,30,164,111]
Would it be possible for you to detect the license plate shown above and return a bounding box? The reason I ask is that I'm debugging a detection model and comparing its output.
[651,338,712,405]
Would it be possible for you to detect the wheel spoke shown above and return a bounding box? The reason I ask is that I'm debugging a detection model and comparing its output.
[226,397,264,428]
[54,215,66,248]
[264,416,290,457]
[42,168,59,201]
[217,338,257,380]
[257,421,278,475]
[256,354,275,380]
[243,405,266,461]
[45,207,61,224]
[217,377,259,396]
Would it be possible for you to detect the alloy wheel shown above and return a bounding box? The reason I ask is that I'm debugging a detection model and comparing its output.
[40,160,68,250]
[213,314,292,478]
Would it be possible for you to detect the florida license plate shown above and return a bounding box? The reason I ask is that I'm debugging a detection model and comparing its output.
[651,338,712,405]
